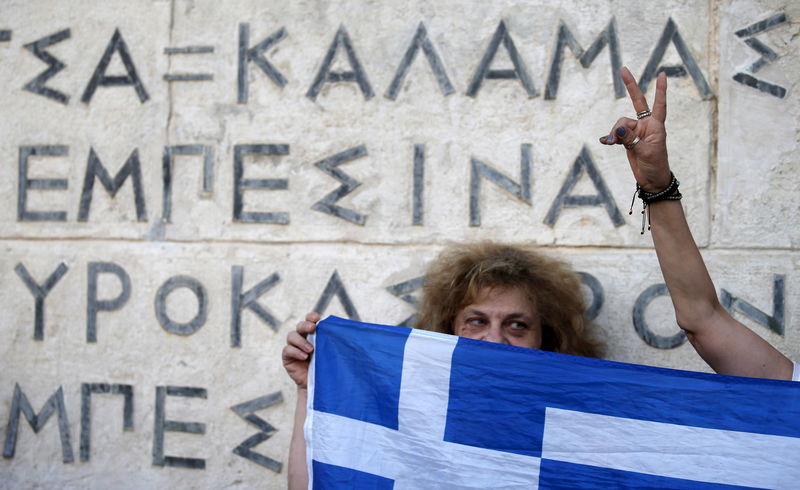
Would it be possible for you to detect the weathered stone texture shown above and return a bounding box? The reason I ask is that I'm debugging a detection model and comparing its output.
[0,0,797,487]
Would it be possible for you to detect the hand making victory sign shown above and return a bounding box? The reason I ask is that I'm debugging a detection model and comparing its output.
[600,67,795,381]
[600,67,671,194]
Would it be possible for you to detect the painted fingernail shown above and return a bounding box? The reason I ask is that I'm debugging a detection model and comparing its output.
[615,126,627,137]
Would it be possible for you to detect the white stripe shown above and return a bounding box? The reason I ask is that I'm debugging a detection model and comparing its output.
[542,407,800,489]
[312,410,541,489]
[310,327,540,488]
[398,329,458,438]
[304,331,317,490]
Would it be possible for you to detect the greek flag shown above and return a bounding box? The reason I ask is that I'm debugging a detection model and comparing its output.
[305,316,800,489]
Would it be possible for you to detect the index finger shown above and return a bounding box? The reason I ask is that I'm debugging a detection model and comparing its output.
[296,322,317,336]
[621,66,649,114]
[296,313,319,335]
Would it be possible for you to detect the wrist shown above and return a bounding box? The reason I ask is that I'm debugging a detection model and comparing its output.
[638,173,681,205]
[296,387,308,406]
[641,172,673,193]
[630,172,682,234]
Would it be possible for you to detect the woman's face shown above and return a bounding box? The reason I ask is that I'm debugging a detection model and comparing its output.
[453,286,542,349]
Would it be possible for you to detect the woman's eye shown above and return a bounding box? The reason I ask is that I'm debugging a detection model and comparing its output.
[467,318,486,326]
[508,321,528,330]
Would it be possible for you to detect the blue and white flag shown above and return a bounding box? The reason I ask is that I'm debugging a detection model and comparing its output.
[305,316,800,489]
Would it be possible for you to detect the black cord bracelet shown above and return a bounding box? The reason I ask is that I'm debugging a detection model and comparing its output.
[629,173,681,234]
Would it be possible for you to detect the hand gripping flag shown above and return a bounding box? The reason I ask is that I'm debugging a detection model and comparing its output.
[305,316,800,489]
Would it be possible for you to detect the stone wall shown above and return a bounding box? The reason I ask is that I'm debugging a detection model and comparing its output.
[1,0,797,487]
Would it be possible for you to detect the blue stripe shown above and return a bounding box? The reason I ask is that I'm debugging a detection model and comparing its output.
[312,318,800,486]
[445,336,800,457]
[312,460,395,489]
[314,316,410,429]
[538,459,762,489]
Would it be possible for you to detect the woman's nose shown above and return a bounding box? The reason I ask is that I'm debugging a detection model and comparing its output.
[484,324,506,344]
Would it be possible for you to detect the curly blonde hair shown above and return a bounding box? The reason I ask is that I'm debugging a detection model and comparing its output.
[415,242,602,358]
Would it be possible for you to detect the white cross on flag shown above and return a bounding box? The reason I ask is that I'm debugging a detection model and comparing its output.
[305,316,800,489]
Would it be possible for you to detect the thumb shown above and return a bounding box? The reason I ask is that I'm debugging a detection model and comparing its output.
[613,124,640,150]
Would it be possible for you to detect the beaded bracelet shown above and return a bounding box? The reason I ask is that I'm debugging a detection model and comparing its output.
[629,173,682,234]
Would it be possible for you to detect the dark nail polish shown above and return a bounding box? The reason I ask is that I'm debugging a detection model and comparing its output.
[606,135,614,144]
[616,126,627,137]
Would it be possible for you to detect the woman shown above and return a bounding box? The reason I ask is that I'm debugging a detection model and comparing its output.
[282,67,796,488]
[282,243,600,488]
[415,241,601,356]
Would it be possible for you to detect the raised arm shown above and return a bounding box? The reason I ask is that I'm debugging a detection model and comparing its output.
[600,68,793,380]
[282,312,320,489]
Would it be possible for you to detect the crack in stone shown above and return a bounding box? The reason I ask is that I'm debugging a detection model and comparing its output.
[166,0,176,147]
[706,0,721,249]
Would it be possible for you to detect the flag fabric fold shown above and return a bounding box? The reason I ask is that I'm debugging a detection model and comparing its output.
[305,316,800,489]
